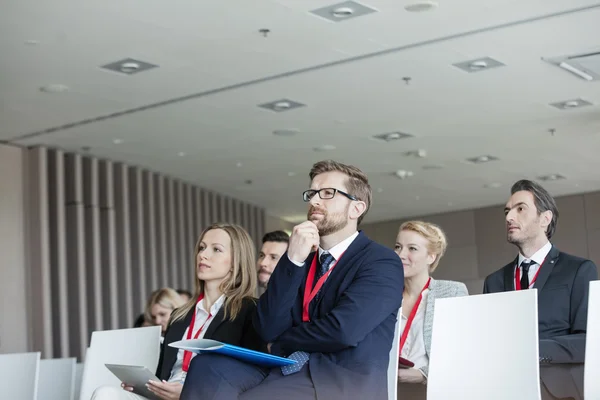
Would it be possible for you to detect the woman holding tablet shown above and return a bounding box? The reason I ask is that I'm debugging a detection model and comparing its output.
[394,221,468,399]
[92,223,265,400]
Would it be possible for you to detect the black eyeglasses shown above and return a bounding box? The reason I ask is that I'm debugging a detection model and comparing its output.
[302,188,358,202]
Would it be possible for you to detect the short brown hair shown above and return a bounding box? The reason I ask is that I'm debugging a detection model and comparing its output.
[510,180,559,239]
[309,160,372,225]
[399,221,448,272]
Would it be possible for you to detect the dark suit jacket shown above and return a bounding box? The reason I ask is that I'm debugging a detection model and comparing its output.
[483,246,597,399]
[254,231,404,400]
[156,297,266,381]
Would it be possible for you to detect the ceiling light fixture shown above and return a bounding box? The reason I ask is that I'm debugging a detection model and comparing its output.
[405,1,438,12]
[101,58,158,75]
[332,7,354,17]
[394,170,414,179]
[258,99,305,113]
[405,149,427,158]
[538,174,566,181]
[453,57,505,73]
[373,131,413,142]
[310,1,377,22]
[559,62,594,81]
[466,155,499,164]
[549,98,593,110]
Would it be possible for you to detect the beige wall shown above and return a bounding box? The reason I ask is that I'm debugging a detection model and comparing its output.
[362,192,600,295]
[265,214,294,234]
[0,144,30,353]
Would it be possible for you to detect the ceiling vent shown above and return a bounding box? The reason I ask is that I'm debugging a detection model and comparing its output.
[544,51,600,81]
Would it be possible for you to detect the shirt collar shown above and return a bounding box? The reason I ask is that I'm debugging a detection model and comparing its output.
[518,241,552,266]
[196,294,226,315]
[318,231,359,261]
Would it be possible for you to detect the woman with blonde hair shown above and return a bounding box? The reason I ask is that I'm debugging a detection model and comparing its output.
[394,221,468,398]
[145,288,185,336]
[92,223,265,400]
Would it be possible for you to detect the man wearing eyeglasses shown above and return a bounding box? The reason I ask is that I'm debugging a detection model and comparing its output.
[180,160,404,400]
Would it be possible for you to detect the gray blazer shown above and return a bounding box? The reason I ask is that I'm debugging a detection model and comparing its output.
[419,278,469,377]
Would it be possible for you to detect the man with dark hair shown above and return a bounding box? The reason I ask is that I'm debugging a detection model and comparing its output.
[257,230,289,296]
[484,179,597,400]
[181,160,403,400]
[176,289,193,302]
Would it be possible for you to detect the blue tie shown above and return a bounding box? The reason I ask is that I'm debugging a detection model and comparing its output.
[281,252,335,376]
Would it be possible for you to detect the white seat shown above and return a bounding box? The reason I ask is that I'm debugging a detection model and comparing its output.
[0,352,41,399]
[39,357,76,400]
[74,362,85,400]
[79,326,161,400]
[427,290,541,400]
[387,307,402,400]
[585,280,600,400]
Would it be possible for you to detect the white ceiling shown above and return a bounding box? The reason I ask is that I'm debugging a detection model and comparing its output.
[2,0,600,223]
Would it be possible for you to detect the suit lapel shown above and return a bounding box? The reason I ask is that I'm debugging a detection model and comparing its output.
[504,257,518,291]
[423,278,436,356]
[532,246,559,291]
[202,306,226,339]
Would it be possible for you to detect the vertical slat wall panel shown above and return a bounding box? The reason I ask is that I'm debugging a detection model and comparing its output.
[47,149,69,358]
[114,163,134,328]
[27,148,265,360]
[168,179,179,289]
[129,167,147,312]
[175,181,186,290]
[29,147,54,359]
[155,175,168,288]
[99,160,119,330]
[143,171,159,293]
[64,154,89,359]
[83,157,103,334]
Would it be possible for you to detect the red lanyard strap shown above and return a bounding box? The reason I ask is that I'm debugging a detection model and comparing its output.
[302,251,344,322]
[399,277,431,354]
[182,294,213,372]
[514,257,545,290]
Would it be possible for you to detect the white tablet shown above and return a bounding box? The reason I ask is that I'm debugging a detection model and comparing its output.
[105,364,161,400]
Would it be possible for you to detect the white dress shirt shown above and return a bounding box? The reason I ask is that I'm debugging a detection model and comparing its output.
[168,294,226,383]
[288,231,359,271]
[400,289,429,377]
[516,241,552,289]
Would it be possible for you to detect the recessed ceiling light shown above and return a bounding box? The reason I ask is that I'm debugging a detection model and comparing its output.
[39,84,69,93]
[258,99,305,113]
[101,58,158,75]
[273,129,299,137]
[484,182,502,188]
[405,1,438,12]
[453,57,505,73]
[549,98,593,110]
[394,170,414,179]
[177,151,186,157]
[310,1,377,22]
[112,139,124,144]
[405,149,427,158]
[313,145,337,152]
[538,174,566,181]
[373,131,413,142]
[466,155,499,164]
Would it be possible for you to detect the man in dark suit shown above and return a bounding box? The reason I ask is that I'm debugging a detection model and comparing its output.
[181,160,404,399]
[483,179,597,400]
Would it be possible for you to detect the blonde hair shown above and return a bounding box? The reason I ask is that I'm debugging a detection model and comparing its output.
[170,223,258,323]
[309,160,372,225]
[144,287,185,322]
[399,220,448,272]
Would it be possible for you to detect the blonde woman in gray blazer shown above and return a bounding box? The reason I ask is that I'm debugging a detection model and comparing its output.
[394,221,468,398]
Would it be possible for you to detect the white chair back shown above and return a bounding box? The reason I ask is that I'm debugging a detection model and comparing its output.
[74,362,85,400]
[428,290,541,400]
[79,326,161,400]
[585,280,600,400]
[39,357,76,400]
[387,307,402,400]
[0,352,41,399]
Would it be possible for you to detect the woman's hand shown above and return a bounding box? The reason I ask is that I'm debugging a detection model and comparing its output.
[397,367,425,384]
[147,380,183,400]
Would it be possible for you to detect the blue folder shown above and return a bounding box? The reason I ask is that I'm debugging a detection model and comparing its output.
[168,339,297,368]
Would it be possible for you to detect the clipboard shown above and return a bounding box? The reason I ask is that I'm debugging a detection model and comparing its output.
[169,339,297,368]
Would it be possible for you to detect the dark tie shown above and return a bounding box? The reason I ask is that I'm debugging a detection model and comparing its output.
[314,252,335,302]
[520,260,535,290]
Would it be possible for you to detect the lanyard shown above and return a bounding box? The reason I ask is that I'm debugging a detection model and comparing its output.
[514,257,545,290]
[182,294,213,372]
[399,277,431,354]
[302,251,344,322]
